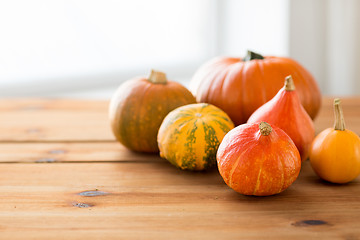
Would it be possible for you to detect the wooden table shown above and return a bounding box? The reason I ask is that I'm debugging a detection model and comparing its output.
[0,98,359,239]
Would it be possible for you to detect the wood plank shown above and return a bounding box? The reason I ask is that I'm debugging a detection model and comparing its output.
[0,97,359,142]
[0,161,359,239]
[0,97,359,239]
[0,142,160,163]
[0,98,113,142]
[0,98,108,111]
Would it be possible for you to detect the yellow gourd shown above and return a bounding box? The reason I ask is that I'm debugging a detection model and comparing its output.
[157,103,234,170]
[309,98,360,183]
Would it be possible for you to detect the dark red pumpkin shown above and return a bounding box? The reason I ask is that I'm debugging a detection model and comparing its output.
[190,51,322,125]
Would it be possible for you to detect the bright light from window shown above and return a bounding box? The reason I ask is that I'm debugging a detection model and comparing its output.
[0,0,213,83]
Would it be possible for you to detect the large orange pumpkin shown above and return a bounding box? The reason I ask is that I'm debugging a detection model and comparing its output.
[109,70,196,153]
[190,51,322,125]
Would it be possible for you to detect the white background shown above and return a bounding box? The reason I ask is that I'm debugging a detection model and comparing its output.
[0,0,359,98]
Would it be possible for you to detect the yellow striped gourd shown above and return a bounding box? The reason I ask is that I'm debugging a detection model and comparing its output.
[157,103,234,170]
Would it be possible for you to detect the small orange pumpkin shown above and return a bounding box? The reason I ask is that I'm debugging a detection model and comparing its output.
[190,50,322,125]
[309,99,360,183]
[109,70,196,153]
[217,122,301,196]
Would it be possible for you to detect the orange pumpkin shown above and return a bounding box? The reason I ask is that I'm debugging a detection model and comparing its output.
[217,122,301,196]
[248,75,315,161]
[310,99,360,183]
[109,70,196,153]
[190,50,322,125]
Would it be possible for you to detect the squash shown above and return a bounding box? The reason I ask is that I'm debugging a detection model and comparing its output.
[157,103,234,170]
[109,70,196,153]
[248,75,315,161]
[309,99,360,183]
[190,50,322,125]
[217,122,301,196]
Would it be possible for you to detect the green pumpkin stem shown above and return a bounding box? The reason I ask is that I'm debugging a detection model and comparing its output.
[148,69,167,84]
[333,98,346,131]
[243,50,264,61]
[259,122,272,136]
[284,75,295,91]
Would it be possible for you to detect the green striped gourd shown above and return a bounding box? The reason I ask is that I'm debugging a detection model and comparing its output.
[157,103,234,170]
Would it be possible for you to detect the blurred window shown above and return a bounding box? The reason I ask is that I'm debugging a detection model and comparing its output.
[0,0,215,92]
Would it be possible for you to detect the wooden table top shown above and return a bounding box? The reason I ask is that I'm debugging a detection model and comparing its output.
[0,97,359,239]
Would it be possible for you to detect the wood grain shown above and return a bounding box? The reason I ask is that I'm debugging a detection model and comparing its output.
[0,98,113,142]
[0,161,359,240]
[0,98,359,239]
[0,142,161,163]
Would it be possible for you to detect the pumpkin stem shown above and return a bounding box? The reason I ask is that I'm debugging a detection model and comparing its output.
[148,69,167,84]
[333,98,346,131]
[243,50,264,61]
[284,75,295,91]
[259,122,272,136]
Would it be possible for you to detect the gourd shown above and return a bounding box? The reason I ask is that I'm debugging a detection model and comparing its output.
[309,99,360,183]
[217,122,301,196]
[248,75,315,161]
[109,70,196,153]
[157,103,234,170]
[190,50,322,125]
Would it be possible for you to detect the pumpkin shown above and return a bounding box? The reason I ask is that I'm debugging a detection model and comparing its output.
[190,50,322,125]
[217,122,301,196]
[157,103,234,170]
[309,99,360,183]
[109,70,196,153]
[248,75,315,161]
